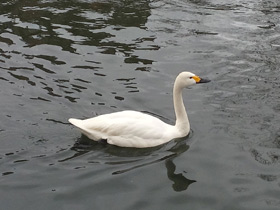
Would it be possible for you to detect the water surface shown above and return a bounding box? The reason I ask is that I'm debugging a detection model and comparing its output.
[1,0,280,209]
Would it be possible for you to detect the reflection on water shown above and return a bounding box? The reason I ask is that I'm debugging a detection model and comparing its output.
[166,159,196,192]
[1,0,280,209]
[70,134,195,191]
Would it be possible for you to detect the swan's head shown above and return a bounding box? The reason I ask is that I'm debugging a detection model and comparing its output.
[176,72,210,88]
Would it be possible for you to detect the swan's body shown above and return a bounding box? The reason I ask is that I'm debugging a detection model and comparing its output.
[69,72,210,148]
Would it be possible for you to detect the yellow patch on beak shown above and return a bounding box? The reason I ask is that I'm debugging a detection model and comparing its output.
[192,76,201,83]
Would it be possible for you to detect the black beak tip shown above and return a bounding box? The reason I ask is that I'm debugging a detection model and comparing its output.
[198,78,211,84]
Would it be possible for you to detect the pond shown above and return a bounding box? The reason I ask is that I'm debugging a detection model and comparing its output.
[0,0,280,209]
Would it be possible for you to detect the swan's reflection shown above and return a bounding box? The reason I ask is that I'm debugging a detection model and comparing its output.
[65,134,196,192]
[166,137,196,191]
[166,159,196,191]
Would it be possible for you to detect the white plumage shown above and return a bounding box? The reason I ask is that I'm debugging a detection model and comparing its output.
[69,72,210,148]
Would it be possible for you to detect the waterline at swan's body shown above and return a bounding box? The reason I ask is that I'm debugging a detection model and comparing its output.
[69,72,210,148]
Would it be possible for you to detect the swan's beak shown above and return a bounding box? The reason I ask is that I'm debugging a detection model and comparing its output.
[192,76,211,84]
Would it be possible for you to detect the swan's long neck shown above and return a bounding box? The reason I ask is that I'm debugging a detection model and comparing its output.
[173,79,190,133]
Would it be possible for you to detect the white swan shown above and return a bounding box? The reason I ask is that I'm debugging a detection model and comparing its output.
[69,72,210,148]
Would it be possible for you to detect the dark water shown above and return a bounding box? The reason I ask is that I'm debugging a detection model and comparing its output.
[1,0,280,209]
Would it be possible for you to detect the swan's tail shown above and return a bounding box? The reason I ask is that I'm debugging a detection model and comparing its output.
[69,118,89,135]
[68,118,84,128]
[68,118,101,141]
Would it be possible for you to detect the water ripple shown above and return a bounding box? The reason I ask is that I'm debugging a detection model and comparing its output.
[1,0,280,209]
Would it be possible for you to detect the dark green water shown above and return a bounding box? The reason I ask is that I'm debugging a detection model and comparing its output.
[1,0,280,209]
